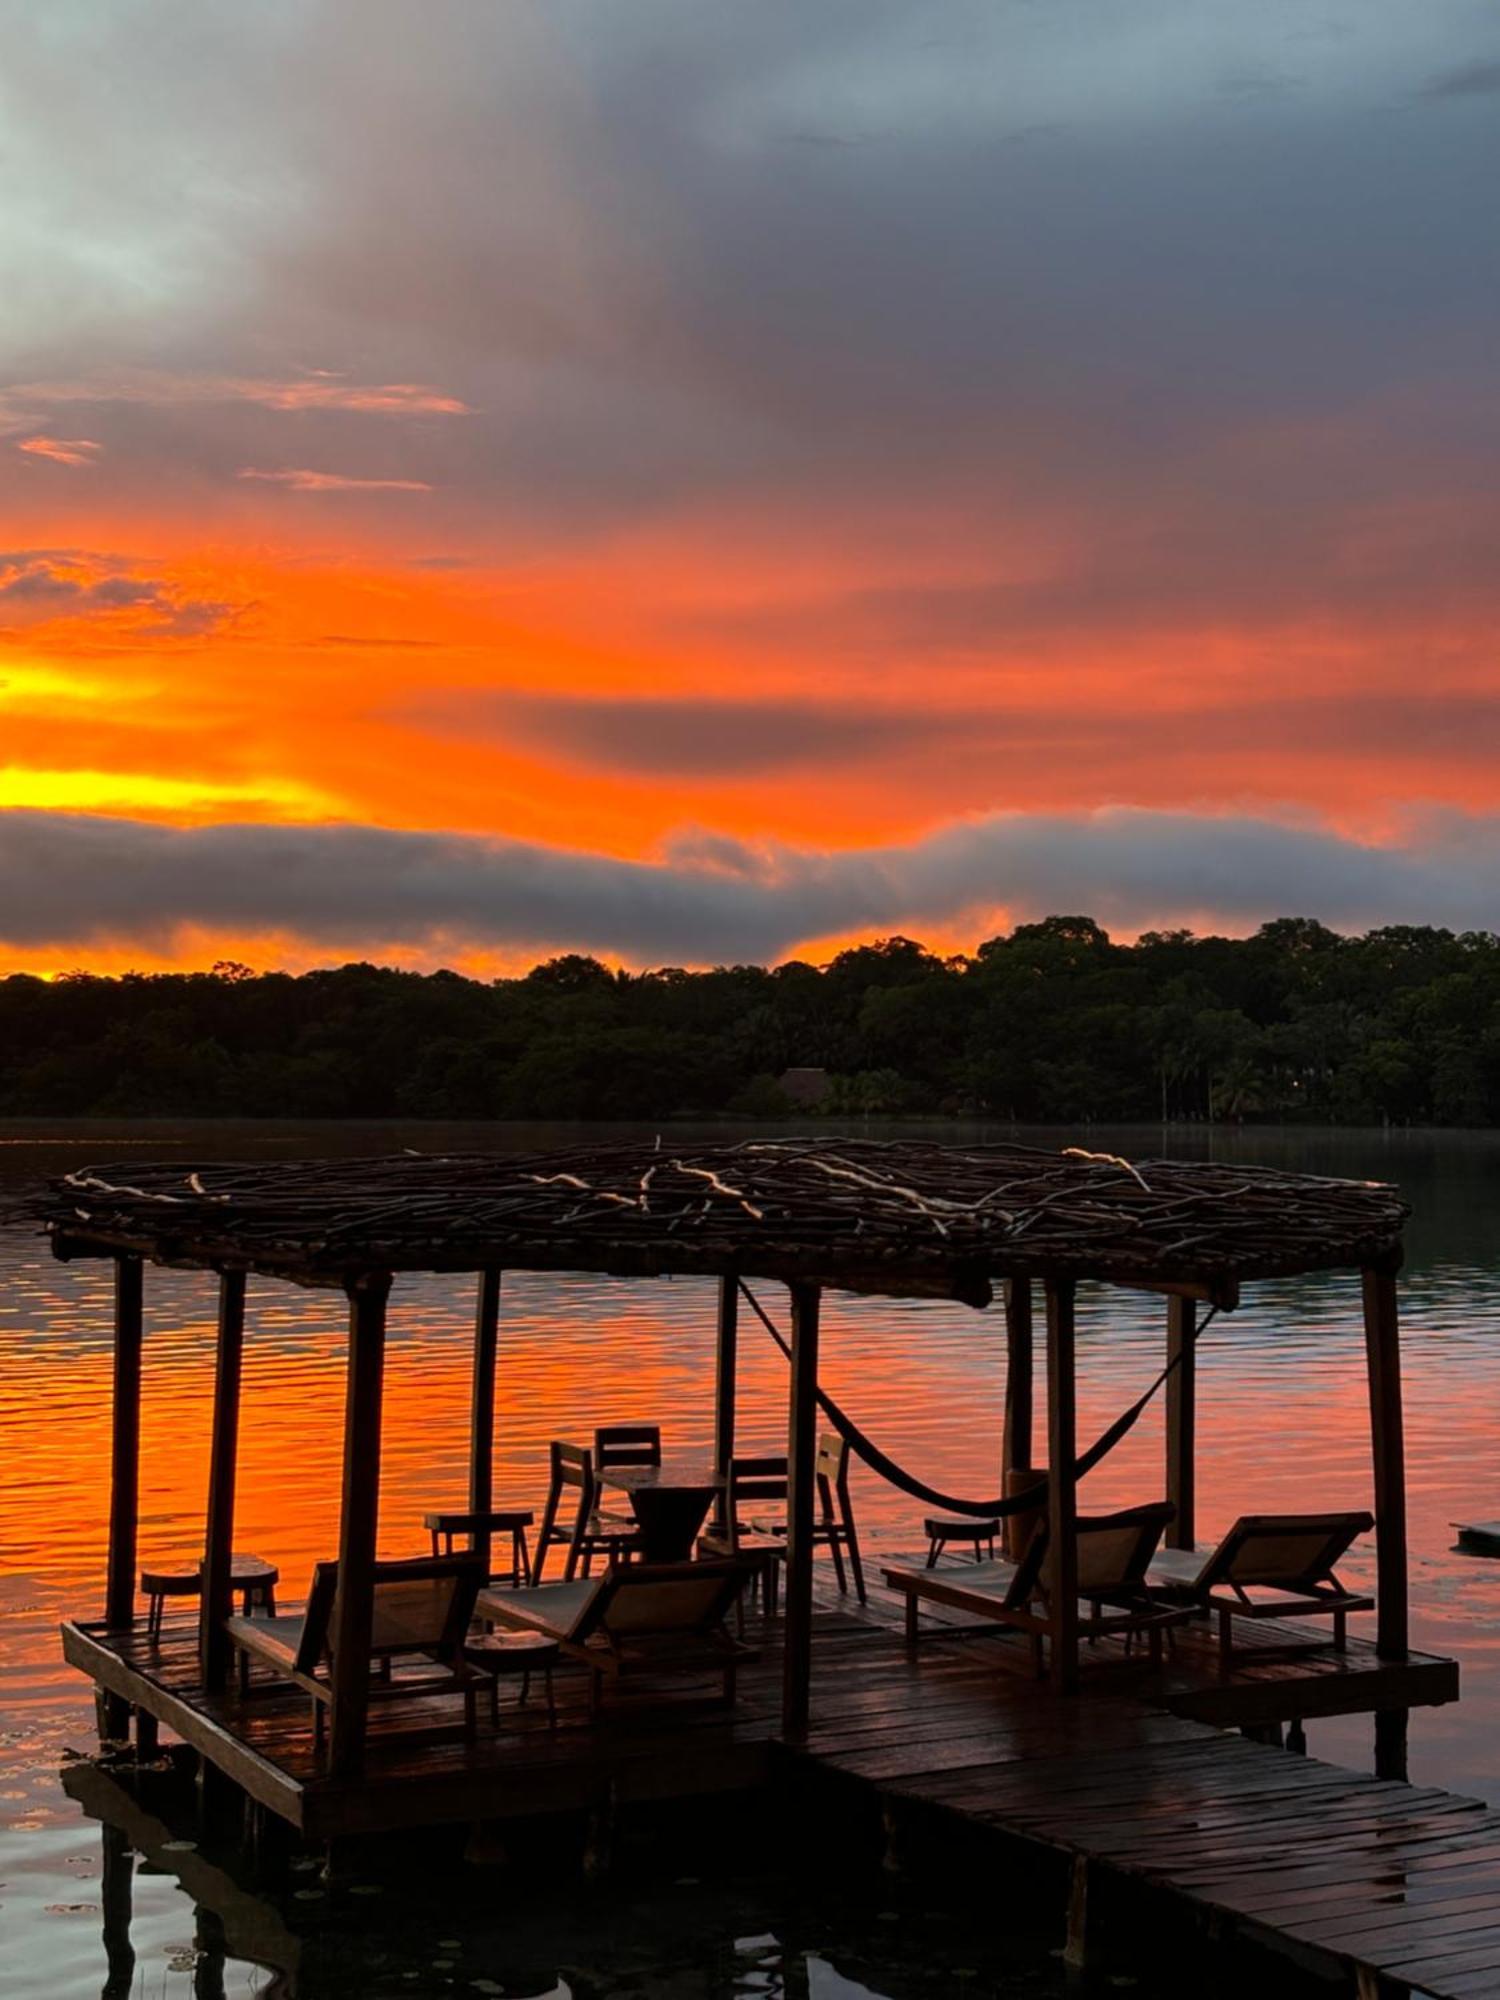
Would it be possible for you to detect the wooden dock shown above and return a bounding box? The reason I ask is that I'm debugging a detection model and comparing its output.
[65,1577,1500,1996]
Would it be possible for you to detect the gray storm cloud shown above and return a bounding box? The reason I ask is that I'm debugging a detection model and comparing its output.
[1,809,1496,965]
[2,0,1497,598]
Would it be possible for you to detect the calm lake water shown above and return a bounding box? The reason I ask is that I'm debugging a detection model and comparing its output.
[5,1118,1500,1996]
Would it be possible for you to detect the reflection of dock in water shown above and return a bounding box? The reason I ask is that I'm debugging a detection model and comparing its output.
[63,1755,299,1998]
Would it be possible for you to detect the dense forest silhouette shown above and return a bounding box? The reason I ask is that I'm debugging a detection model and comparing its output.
[5,916,1500,1124]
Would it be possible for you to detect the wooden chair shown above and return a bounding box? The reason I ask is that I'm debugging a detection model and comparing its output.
[885,1502,1187,1673]
[813,1433,866,1603]
[1150,1511,1375,1670]
[225,1555,485,1750]
[703,1439,865,1605]
[477,1559,757,1708]
[593,1423,662,1471]
[533,1441,639,1581]
[698,1454,788,1617]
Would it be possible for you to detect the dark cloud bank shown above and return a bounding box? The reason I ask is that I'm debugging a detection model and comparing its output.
[2,808,1498,965]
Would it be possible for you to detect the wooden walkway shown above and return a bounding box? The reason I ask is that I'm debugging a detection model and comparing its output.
[799,1642,1500,1998]
[64,1581,1497,1997]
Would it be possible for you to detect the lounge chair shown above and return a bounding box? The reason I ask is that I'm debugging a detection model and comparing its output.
[1148,1511,1374,1669]
[477,1558,756,1707]
[225,1555,485,1748]
[885,1502,1186,1673]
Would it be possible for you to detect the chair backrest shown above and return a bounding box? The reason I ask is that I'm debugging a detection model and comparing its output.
[574,1559,752,1643]
[594,1423,663,1470]
[727,1453,789,1508]
[1008,1502,1176,1607]
[308,1556,484,1670]
[816,1432,852,1520]
[1196,1512,1374,1592]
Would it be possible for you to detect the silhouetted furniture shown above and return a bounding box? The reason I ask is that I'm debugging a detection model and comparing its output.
[593,1424,663,1471]
[141,1554,278,1643]
[462,1631,559,1725]
[1149,1511,1375,1670]
[812,1433,867,1602]
[698,1453,789,1617]
[477,1559,756,1707]
[599,1461,719,1562]
[424,1508,534,1586]
[924,1517,1000,1568]
[887,1502,1186,1673]
[533,1441,639,1580]
[225,1555,485,1749]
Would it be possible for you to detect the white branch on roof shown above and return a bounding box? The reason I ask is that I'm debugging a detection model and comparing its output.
[672,1163,765,1222]
[1063,1146,1152,1193]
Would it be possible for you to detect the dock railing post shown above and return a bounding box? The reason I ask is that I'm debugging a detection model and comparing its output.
[782,1280,821,1738]
[1002,1277,1033,1557]
[328,1271,390,1777]
[103,1253,145,1739]
[469,1268,501,1577]
[1045,1277,1080,1694]
[1165,1294,1196,1551]
[713,1275,738,1531]
[1362,1264,1408,1662]
[200,1268,246,1690]
[106,1255,144,1630]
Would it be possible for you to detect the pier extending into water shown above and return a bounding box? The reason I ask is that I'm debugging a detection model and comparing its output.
[72,1576,1475,1996]
[27,1138,1482,1993]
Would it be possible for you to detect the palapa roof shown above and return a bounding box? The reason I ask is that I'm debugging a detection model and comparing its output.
[32,1138,1408,1307]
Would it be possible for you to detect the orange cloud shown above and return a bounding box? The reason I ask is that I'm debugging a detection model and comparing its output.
[15,436,102,468]
[238,467,433,493]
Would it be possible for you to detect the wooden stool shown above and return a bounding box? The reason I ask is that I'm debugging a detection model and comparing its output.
[923,1518,999,1568]
[463,1632,559,1726]
[140,1554,279,1642]
[424,1508,534,1586]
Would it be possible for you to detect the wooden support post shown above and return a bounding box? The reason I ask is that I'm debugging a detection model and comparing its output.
[1002,1277,1036,1560]
[1165,1294,1196,1551]
[1362,1266,1409,1661]
[1375,1708,1409,1783]
[200,1269,246,1690]
[713,1275,739,1526]
[782,1280,821,1739]
[328,1273,390,1778]
[470,1268,501,1577]
[1001,1277,1033,1483]
[106,1256,144,1633]
[1046,1277,1080,1695]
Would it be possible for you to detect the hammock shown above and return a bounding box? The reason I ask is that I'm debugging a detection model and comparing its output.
[737,1279,1216,1520]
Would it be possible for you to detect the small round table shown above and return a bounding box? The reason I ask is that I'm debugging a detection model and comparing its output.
[139,1554,279,1642]
[463,1632,559,1726]
[923,1517,1000,1568]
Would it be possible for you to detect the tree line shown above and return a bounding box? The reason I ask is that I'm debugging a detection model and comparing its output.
[4,916,1500,1124]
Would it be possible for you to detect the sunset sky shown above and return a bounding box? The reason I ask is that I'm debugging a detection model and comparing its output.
[3,2,1499,973]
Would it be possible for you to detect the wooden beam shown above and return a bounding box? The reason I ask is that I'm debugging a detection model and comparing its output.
[200,1269,246,1690]
[1362,1267,1409,1661]
[1045,1277,1079,1694]
[106,1256,144,1632]
[328,1273,390,1777]
[469,1268,501,1576]
[1165,1294,1196,1551]
[1001,1277,1033,1484]
[782,1280,821,1738]
[713,1275,738,1527]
